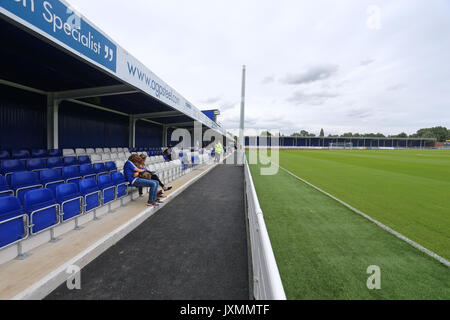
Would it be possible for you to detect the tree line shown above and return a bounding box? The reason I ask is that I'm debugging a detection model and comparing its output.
[262,126,450,142]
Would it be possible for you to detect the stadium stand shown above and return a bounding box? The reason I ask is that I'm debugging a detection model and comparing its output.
[0,145,215,251]
[246,136,436,149]
[0,1,237,299]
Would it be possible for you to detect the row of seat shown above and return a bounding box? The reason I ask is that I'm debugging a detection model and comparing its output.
[0,146,210,161]
[90,153,166,164]
[0,162,118,198]
[0,154,171,185]
[0,172,129,249]
[0,149,62,160]
[0,147,157,160]
[0,147,220,255]
[62,147,130,157]
[130,147,164,152]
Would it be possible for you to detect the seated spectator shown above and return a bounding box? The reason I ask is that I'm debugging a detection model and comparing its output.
[124,154,161,207]
[139,154,172,198]
[162,145,173,161]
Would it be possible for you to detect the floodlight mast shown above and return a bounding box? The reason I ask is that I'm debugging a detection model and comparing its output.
[238,65,246,165]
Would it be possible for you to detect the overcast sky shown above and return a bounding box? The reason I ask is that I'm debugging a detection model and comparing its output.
[69,0,450,136]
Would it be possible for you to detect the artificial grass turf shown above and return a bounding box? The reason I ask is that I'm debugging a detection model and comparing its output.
[248,150,450,300]
[275,149,450,260]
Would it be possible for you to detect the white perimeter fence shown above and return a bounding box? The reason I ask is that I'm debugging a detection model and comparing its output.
[244,156,286,300]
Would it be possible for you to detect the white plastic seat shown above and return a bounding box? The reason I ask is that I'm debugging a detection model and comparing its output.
[75,148,86,156]
[117,148,124,152]
[91,154,102,163]
[115,160,125,173]
[103,148,111,154]
[63,149,75,157]
[118,152,126,159]
[111,148,118,153]
[110,153,118,160]
[125,152,131,159]
[123,148,130,153]
[101,154,111,161]
[86,148,95,155]
[95,148,104,154]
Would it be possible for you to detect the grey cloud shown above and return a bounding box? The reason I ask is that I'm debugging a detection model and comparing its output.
[347,108,373,119]
[386,84,405,91]
[220,101,238,111]
[281,64,339,85]
[262,76,275,84]
[200,96,221,104]
[360,59,375,66]
[69,0,450,135]
[287,91,339,105]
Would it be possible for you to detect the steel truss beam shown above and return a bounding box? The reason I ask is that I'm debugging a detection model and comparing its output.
[54,84,139,100]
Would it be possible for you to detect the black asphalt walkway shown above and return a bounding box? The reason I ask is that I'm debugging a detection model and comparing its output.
[46,163,249,300]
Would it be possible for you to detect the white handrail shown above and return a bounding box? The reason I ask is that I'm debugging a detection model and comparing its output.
[244,156,286,300]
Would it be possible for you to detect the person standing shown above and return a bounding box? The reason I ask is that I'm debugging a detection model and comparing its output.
[215,141,223,163]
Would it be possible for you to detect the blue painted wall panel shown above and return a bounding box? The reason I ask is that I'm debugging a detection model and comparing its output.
[0,85,46,150]
[58,101,128,148]
[135,121,162,148]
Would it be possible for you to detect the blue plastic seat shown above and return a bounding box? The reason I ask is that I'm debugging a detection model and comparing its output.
[62,166,82,183]
[0,151,10,160]
[48,149,62,157]
[39,169,65,194]
[27,158,47,172]
[56,183,82,222]
[0,196,27,248]
[32,149,48,158]
[23,189,59,234]
[79,178,100,212]
[80,164,96,179]
[0,175,13,198]
[0,160,27,180]
[111,172,128,199]
[93,163,108,177]
[105,161,117,173]
[11,150,30,160]
[64,156,79,167]
[78,155,91,165]
[180,159,187,170]
[10,171,42,203]
[47,157,64,169]
[98,175,115,205]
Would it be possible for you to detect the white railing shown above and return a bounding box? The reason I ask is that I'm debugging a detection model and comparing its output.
[244,156,286,300]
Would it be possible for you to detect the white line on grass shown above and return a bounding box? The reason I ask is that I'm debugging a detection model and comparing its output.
[262,157,450,268]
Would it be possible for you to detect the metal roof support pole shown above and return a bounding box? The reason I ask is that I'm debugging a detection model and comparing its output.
[129,116,137,149]
[238,65,246,166]
[162,125,168,148]
[47,93,60,150]
[194,121,202,151]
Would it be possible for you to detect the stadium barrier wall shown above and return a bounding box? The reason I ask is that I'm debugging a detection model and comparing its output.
[244,156,286,300]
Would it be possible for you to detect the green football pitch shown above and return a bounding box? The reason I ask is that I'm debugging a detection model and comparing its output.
[248,149,450,299]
